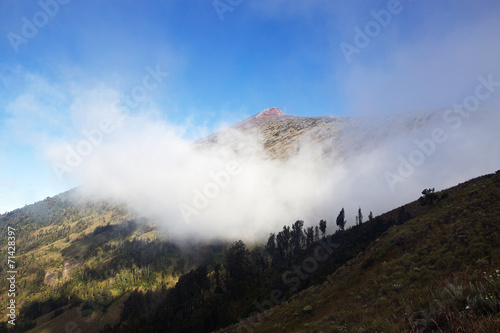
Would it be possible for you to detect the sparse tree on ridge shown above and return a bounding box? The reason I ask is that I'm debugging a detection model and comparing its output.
[282,225,291,257]
[266,233,276,262]
[419,188,438,206]
[291,220,305,255]
[319,220,327,239]
[368,211,373,222]
[276,226,291,262]
[336,208,346,231]
[357,207,363,225]
[314,226,320,242]
[225,240,249,283]
[276,232,286,262]
[305,226,314,247]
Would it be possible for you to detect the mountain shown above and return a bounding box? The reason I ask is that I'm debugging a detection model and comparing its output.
[105,171,500,333]
[247,107,285,119]
[0,106,498,332]
[216,171,500,332]
[196,107,442,161]
[0,192,228,332]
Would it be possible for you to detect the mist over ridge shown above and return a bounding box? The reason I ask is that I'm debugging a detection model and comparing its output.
[62,102,500,242]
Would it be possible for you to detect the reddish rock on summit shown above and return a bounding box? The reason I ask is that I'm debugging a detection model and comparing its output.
[206,107,286,133]
[255,107,285,118]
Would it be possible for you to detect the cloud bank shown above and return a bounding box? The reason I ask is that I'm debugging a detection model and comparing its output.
[4,70,499,242]
[41,86,499,242]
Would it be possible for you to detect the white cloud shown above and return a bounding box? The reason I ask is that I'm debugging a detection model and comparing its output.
[3,68,499,242]
[67,98,500,242]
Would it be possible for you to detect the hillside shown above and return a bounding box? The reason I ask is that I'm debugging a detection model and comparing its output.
[88,172,498,332]
[0,107,498,332]
[1,171,498,332]
[0,191,228,332]
[218,171,500,332]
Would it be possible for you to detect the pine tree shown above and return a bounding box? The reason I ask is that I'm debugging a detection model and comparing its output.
[282,225,291,258]
[357,207,363,225]
[276,226,291,262]
[314,226,320,242]
[319,220,327,239]
[225,240,249,283]
[305,226,314,247]
[291,220,304,255]
[336,208,346,231]
[266,233,276,263]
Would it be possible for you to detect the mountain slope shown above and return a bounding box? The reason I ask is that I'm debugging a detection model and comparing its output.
[0,106,498,332]
[195,108,439,159]
[195,107,443,161]
[0,192,228,332]
[218,171,500,332]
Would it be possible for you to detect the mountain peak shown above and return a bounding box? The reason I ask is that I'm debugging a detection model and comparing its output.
[228,107,286,129]
[254,107,285,118]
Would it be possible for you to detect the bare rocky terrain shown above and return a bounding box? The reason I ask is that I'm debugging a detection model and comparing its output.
[196,107,441,161]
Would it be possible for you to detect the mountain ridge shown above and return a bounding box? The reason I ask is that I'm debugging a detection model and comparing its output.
[0,106,498,332]
[215,171,500,332]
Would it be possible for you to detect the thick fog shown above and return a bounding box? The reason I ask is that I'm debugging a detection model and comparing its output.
[45,89,500,242]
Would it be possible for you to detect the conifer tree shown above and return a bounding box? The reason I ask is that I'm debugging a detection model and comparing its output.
[291,220,304,255]
[266,233,276,263]
[319,220,327,239]
[305,226,314,247]
[314,226,320,242]
[336,208,346,230]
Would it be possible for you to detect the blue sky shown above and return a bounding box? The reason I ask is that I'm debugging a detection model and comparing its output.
[1,0,499,213]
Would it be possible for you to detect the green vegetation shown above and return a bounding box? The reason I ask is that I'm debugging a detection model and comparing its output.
[1,171,499,332]
[221,171,500,332]
[0,192,227,332]
[107,185,438,331]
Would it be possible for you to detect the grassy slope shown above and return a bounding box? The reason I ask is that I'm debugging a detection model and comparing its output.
[25,294,128,333]
[220,171,500,332]
[0,194,129,318]
[0,192,225,332]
